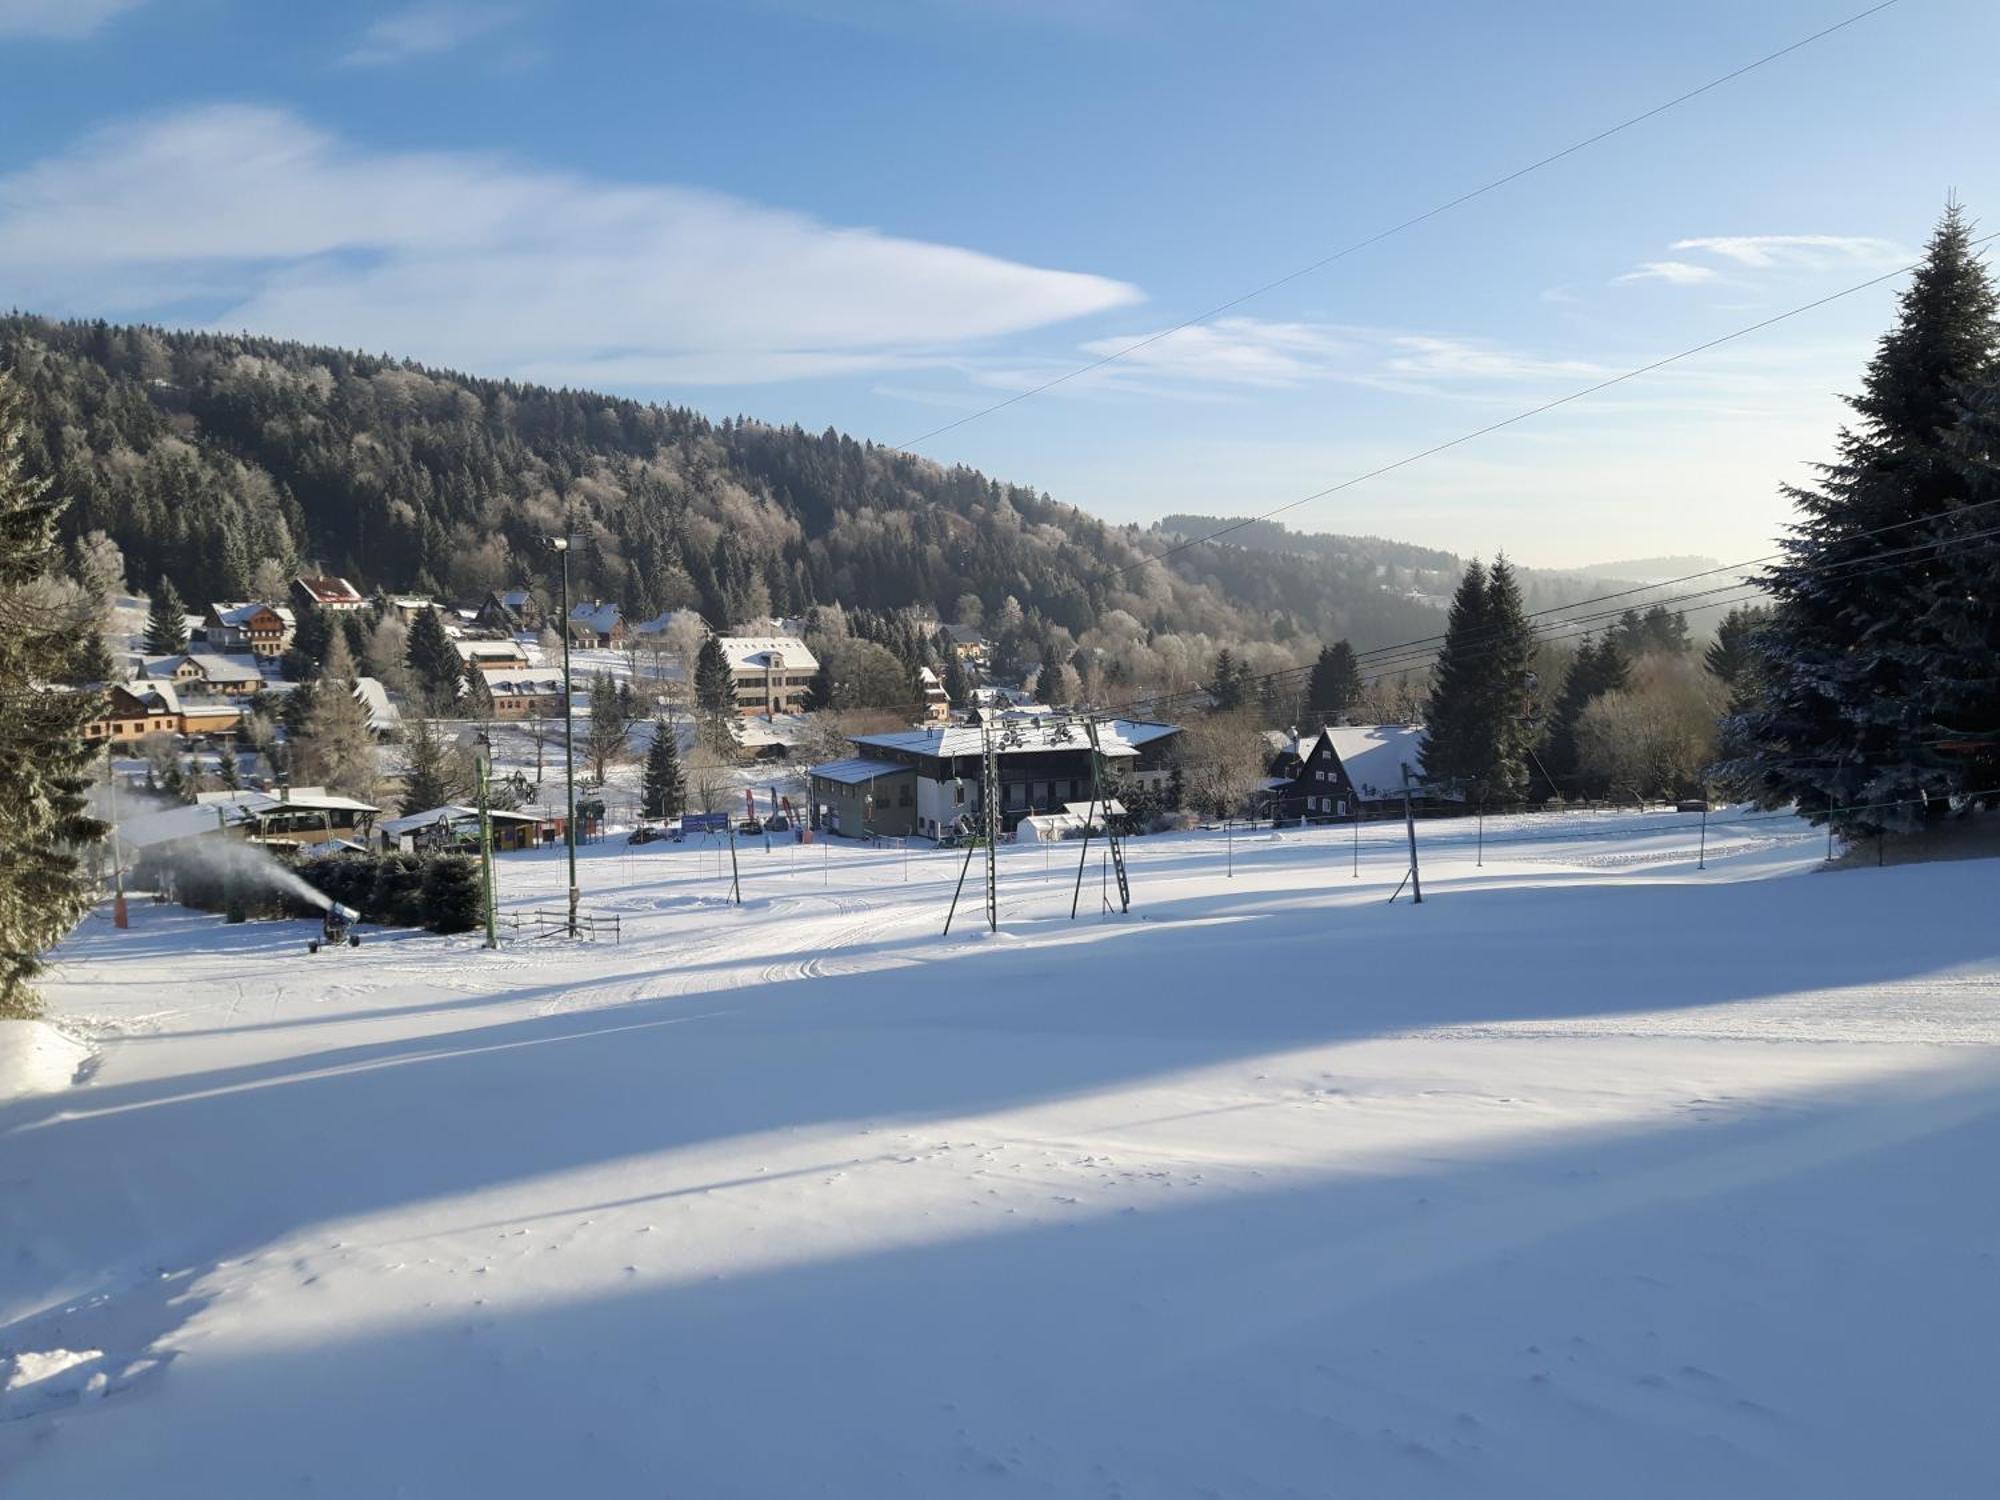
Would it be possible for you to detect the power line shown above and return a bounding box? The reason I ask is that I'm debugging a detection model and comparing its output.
[1093,229,2000,590]
[1096,518,2000,721]
[894,0,1907,454]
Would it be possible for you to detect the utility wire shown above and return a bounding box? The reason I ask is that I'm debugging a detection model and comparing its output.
[1094,228,2000,590]
[1092,518,2000,721]
[895,0,1907,454]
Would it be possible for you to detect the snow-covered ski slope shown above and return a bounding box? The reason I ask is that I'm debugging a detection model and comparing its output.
[6,811,1999,1497]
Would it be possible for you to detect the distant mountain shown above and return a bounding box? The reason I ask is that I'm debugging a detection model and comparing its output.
[2,313,1659,675]
[1572,555,1720,582]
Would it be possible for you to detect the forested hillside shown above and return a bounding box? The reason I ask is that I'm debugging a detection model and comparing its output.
[4,315,1455,658]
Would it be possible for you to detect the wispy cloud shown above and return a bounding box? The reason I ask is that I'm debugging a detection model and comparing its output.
[343,2,524,66]
[0,105,1142,386]
[1614,260,1720,287]
[1670,234,1910,270]
[1615,233,1913,288]
[951,317,1614,400]
[0,0,144,38]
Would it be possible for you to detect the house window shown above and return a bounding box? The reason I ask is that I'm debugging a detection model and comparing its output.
[898,783,912,807]
[1337,799,1348,817]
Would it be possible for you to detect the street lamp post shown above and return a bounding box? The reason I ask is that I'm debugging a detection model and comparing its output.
[546,536,580,937]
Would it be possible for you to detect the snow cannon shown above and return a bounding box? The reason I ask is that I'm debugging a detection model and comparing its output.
[309,903,363,954]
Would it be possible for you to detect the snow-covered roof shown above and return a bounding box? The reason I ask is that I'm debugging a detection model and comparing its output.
[848,717,1179,761]
[293,575,364,606]
[198,787,380,815]
[808,757,913,786]
[479,669,566,696]
[715,635,818,674]
[207,601,295,629]
[457,640,529,662]
[142,652,265,683]
[379,804,539,837]
[116,680,181,715]
[1061,798,1126,818]
[569,601,623,634]
[353,677,400,731]
[1303,724,1429,800]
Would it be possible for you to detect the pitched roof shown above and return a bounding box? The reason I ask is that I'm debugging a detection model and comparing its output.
[479,669,567,696]
[293,575,364,605]
[848,717,1178,761]
[208,600,296,629]
[714,635,818,674]
[353,677,400,731]
[808,756,912,786]
[379,804,540,837]
[568,601,623,634]
[1301,724,1429,800]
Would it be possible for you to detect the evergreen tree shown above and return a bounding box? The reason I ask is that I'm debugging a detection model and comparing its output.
[1704,605,1770,689]
[419,855,483,934]
[283,607,330,682]
[1420,562,1489,786]
[1544,636,1631,795]
[941,651,969,706]
[0,373,107,1016]
[293,631,379,799]
[1733,204,1999,829]
[1305,640,1363,722]
[143,575,189,654]
[463,667,495,721]
[399,717,469,814]
[1210,649,1255,713]
[1477,557,1537,803]
[802,659,834,713]
[694,635,734,719]
[67,624,118,685]
[640,716,686,820]
[585,671,630,782]
[404,606,462,714]
[1913,378,2000,792]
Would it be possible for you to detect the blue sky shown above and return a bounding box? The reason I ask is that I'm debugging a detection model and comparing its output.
[2,0,1996,567]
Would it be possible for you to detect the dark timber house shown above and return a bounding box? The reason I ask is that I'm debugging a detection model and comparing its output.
[809,717,1181,839]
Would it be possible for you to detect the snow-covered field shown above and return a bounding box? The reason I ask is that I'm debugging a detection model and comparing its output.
[6,810,1998,1496]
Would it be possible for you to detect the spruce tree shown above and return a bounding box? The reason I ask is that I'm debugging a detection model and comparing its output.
[1705,605,1770,689]
[1306,640,1363,722]
[1420,562,1489,786]
[143,575,190,654]
[1545,636,1630,796]
[405,606,463,714]
[419,854,483,934]
[1477,557,1536,803]
[640,716,686,820]
[399,717,468,814]
[802,659,834,712]
[0,373,107,1016]
[694,635,734,719]
[1733,203,1999,829]
[585,672,630,782]
[1913,378,2000,793]
[941,651,969,706]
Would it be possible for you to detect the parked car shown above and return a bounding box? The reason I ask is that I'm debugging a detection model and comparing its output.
[737,817,765,836]
[764,814,791,833]
[627,824,676,845]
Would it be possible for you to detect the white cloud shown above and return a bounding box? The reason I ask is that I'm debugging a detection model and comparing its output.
[343,2,523,65]
[0,0,143,38]
[1615,234,1913,288]
[1670,234,1910,270]
[0,105,1142,386]
[973,317,1614,398]
[1614,260,1720,287]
